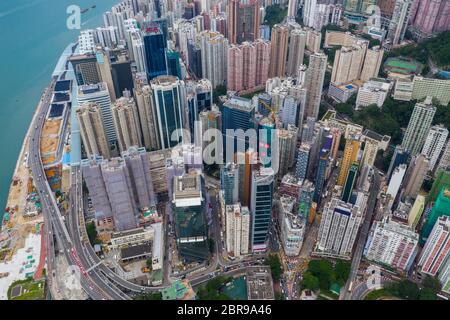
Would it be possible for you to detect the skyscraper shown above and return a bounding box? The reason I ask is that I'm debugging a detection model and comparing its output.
[254,39,271,87]
[387,145,409,181]
[419,215,450,277]
[387,164,407,202]
[317,197,363,258]
[295,143,311,180]
[111,97,141,153]
[359,46,384,82]
[150,75,186,149]
[76,102,111,159]
[142,20,168,80]
[364,215,419,271]
[436,139,450,174]
[422,187,450,242]
[403,154,429,199]
[342,163,359,203]
[227,0,261,44]
[173,172,210,262]
[421,124,449,172]
[401,97,436,156]
[286,29,307,77]
[304,52,327,120]
[288,0,299,18]
[221,96,256,162]
[337,136,361,186]
[96,48,117,102]
[387,0,413,45]
[331,43,367,85]
[69,53,102,86]
[225,203,250,257]
[221,162,240,205]
[199,30,229,88]
[134,85,160,151]
[77,82,117,145]
[268,24,289,78]
[250,167,275,252]
[410,0,450,38]
[313,148,329,204]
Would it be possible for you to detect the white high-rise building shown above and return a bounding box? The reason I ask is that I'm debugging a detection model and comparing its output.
[364,216,419,271]
[130,31,147,73]
[76,102,111,159]
[286,29,307,77]
[331,43,367,85]
[77,82,117,145]
[401,97,436,156]
[280,196,306,256]
[198,30,229,88]
[436,139,450,173]
[304,52,327,120]
[79,29,96,54]
[112,97,142,153]
[316,198,363,258]
[386,164,407,201]
[387,0,413,45]
[421,125,449,171]
[225,203,250,258]
[355,79,391,109]
[418,216,450,279]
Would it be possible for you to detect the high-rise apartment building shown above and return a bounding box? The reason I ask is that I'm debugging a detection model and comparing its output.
[419,216,450,277]
[403,154,429,199]
[227,40,271,92]
[304,52,327,120]
[317,198,363,258]
[436,139,450,173]
[198,30,229,88]
[134,85,160,151]
[77,82,117,145]
[286,29,307,77]
[227,0,261,44]
[388,0,413,45]
[331,43,367,85]
[422,125,449,172]
[295,143,311,180]
[225,203,250,257]
[268,24,289,78]
[410,0,450,38]
[422,187,450,242]
[359,46,384,82]
[364,216,419,271]
[401,97,436,156]
[76,102,111,159]
[112,97,141,153]
[280,196,306,256]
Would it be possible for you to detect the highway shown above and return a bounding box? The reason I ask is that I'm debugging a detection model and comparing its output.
[28,76,113,300]
[341,170,381,300]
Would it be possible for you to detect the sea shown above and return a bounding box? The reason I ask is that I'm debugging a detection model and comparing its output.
[0,0,120,223]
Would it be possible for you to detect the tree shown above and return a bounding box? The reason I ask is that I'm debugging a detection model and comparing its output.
[213,84,227,105]
[335,102,354,117]
[307,259,334,290]
[419,288,437,300]
[263,5,287,28]
[265,254,283,282]
[146,258,153,269]
[134,292,162,300]
[334,260,351,286]
[302,272,320,292]
[86,221,100,246]
[395,280,420,300]
[422,275,442,294]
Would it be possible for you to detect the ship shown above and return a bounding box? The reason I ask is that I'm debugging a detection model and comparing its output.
[81,5,96,14]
